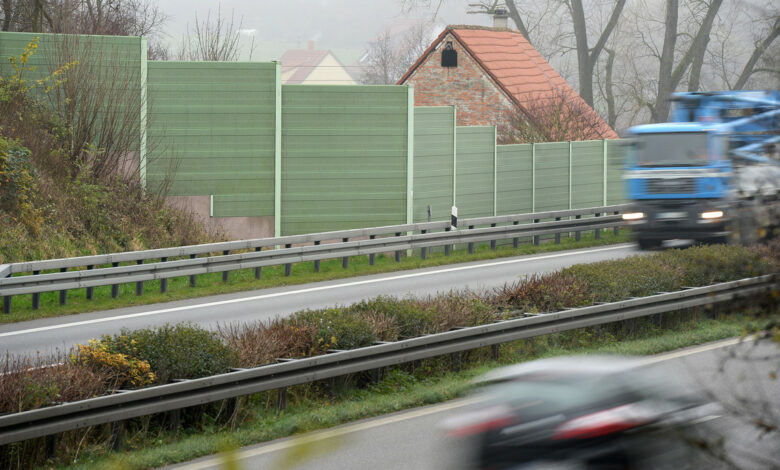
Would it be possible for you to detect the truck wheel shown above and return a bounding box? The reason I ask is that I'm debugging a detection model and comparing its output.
[638,238,662,250]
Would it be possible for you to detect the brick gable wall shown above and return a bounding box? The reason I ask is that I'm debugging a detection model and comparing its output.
[404,33,514,129]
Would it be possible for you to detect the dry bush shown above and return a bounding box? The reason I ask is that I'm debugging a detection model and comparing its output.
[488,273,593,313]
[500,87,615,143]
[0,352,109,415]
[219,319,318,368]
[413,292,497,332]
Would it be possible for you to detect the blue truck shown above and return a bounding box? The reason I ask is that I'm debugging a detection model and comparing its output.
[622,90,780,249]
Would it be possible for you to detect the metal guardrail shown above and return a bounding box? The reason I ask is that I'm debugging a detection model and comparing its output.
[0,273,775,446]
[1,205,629,312]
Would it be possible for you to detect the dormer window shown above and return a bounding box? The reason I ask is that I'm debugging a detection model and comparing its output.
[441,41,457,67]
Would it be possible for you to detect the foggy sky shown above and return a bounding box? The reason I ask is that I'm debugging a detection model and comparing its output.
[155,0,491,61]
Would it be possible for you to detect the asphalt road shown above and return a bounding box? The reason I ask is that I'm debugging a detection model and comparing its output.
[167,338,780,470]
[0,244,638,357]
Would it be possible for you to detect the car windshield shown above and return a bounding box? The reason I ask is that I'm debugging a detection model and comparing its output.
[631,132,709,167]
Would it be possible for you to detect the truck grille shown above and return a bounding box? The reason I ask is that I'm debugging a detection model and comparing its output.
[646,178,696,194]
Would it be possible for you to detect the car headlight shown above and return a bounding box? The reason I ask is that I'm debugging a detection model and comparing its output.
[700,210,724,220]
[622,212,645,221]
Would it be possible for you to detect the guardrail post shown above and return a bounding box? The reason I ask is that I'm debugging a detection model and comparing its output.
[369,236,376,265]
[45,434,57,459]
[421,230,427,259]
[160,258,168,293]
[444,227,452,256]
[277,387,287,412]
[189,255,197,287]
[2,295,9,314]
[490,223,497,250]
[512,221,519,248]
[554,218,561,244]
[86,265,94,300]
[111,262,119,297]
[491,344,499,361]
[222,250,230,282]
[468,225,475,254]
[533,219,540,246]
[167,408,181,431]
[135,260,144,295]
[614,211,620,236]
[594,213,601,240]
[313,241,321,272]
[575,215,581,241]
[32,270,40,309]
[394,232,402,262]
[451,352,462,372]
[110,420,123,451]
[255,247,263,279]
[342,238,349,268]
[59,267,68,305]
[284,243,292,276]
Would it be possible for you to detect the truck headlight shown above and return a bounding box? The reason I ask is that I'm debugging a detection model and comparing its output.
[622,212,645,221]
[700,210,724,220]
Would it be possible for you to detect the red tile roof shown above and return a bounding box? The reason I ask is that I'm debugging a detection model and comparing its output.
[399,26,618,140]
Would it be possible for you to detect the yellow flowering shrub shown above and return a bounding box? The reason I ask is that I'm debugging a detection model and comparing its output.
[71,339,155,389]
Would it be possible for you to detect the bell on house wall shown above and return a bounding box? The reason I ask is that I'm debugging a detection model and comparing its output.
[441,41,457,67]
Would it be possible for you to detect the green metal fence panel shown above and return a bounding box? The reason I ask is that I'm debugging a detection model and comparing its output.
[413,107,455,223]
[607,139,626,204]
[281,85,409,235]
[455,126,495,219]
[570,140,604,208]
[146,61,277,216]
[496,144,533,215]
[533,142,570,212]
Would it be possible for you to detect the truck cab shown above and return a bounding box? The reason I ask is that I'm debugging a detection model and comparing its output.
[623,91,779,249]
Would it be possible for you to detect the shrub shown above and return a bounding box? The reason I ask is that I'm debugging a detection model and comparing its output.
[94,324,236,384]
[0,136,42,234]
[349,296,435,339]
[293,308,377,351]
[489,273,593,313]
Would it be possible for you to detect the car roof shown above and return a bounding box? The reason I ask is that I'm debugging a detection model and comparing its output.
[474,355,644,385]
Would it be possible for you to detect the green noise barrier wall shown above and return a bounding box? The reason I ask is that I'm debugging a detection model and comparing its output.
[456,126,496,219]
[496,144,533,215]
[146,61,278,217]
[280,85,412,235]
[413,107,455,223]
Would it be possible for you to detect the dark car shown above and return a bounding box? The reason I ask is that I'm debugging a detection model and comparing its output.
[440,356,720,470]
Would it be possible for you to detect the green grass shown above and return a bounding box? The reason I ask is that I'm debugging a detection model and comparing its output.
[61,311,768,470]
[2,230,631,324]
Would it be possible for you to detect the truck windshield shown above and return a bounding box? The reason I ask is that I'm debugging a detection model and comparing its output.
[631,132,708,167]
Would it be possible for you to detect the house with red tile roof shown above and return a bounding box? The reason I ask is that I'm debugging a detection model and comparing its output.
[280,41,356,85]
[397,24,618,142]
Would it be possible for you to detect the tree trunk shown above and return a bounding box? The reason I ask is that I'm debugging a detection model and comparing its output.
[653,0,679,122]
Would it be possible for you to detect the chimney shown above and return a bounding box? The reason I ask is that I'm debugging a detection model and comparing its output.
[307,40,314,51]
[493,8,508,29]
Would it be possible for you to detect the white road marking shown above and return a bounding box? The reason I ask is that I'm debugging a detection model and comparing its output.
[0,244,632,338]
[171,336,743,470]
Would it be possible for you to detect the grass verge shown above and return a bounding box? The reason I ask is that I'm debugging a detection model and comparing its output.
[2,230,631,324]
[62,311,770,470]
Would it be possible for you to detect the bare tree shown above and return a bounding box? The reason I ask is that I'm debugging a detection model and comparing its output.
[176,6,247,62]
[500,88,614,143]
[361,19,435,85]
